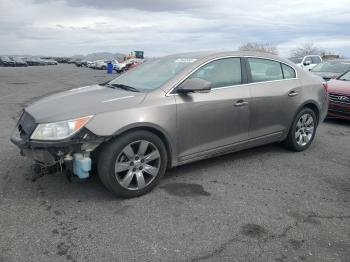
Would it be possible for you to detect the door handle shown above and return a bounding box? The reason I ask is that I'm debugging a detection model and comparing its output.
[234,100,248,107]
[288,91,298,97]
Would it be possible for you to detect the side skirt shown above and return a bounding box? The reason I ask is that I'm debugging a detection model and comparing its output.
[172,131,284,167]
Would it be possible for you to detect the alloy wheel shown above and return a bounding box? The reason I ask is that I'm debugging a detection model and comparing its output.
[295,113,315,147]
[115,140,161,190]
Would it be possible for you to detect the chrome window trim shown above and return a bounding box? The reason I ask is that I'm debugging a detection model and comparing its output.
[165,55,298,97]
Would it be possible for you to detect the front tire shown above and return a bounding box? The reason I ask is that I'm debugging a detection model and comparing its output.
[284,108,317,151]
[97,130,168,198]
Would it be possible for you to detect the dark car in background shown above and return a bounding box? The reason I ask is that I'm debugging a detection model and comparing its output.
[0,56,16,67]
[43,59,58,65]
[55,57,70,63]
[12,57,28,67]
[23,57,57,66]
[74,60,88,67]
[24,57,42,66]
[327,70,350,120]
[310,60,350,81]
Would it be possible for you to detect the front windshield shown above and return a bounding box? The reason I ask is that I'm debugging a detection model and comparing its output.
[311,61,350,73]
[109,55,201,91]
[339,70,350,81]
[289,57,302,64]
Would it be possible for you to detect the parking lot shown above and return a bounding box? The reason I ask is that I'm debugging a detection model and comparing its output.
[0,64,349,262]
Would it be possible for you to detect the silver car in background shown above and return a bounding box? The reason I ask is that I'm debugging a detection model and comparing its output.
[11,51,328,197]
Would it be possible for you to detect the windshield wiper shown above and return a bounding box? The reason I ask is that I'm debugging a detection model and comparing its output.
[108,83,140,92]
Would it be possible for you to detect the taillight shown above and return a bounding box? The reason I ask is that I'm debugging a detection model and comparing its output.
[322,82,328,92]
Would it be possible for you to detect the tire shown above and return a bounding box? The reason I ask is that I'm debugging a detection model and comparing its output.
[101,66,106,70]
[97,130,168,198]
[284,107,317,151]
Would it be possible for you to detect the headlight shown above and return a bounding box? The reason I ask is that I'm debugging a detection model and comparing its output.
[31,116,93,140]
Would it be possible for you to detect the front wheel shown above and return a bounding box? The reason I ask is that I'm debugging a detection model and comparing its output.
[284,108,317,151]
[97,131,168,198]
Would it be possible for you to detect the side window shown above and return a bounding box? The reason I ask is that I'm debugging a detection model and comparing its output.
[281,64,296,79]
[311,56,321,64]
[304,56,312,64]
[248,58,283,82]
[188,58,241,88]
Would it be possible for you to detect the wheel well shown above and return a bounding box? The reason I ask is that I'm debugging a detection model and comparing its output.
[303,103,320,125]
[114,126,172,168]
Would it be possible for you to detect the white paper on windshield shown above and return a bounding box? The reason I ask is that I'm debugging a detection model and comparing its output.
[175,58,197,63]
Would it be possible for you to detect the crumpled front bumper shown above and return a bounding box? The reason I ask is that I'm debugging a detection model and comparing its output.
[10,111,107,165]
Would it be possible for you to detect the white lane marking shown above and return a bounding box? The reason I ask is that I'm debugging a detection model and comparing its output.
[102,96,134,103]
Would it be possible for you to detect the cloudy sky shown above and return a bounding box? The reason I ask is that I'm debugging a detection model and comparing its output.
[1,0,350,57]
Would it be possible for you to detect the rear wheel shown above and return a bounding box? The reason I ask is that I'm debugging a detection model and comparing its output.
[98,130,167,198]
[284,108,317,151]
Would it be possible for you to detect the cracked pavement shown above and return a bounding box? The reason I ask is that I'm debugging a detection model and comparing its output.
[0,64,349,262]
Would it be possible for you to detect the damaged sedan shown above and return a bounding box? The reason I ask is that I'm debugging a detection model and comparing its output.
[11,51,328,198]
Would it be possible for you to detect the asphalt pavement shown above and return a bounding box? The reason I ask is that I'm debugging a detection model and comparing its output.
[0,64,349,262]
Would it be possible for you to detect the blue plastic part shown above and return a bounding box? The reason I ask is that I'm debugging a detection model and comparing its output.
[107,63,113,74]
[73,153,91,179]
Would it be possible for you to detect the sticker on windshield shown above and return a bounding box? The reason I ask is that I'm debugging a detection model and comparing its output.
[175,58,197,63]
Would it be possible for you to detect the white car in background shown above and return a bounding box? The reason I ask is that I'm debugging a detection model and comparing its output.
[86,61,94,68]
[112,60,127,73]
[289,55,322,71]
[94,60,108,70]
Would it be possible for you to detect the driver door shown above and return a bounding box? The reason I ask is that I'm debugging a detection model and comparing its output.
[174,57,250,161]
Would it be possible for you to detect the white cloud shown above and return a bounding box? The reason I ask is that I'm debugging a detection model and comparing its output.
[0,0,349,57]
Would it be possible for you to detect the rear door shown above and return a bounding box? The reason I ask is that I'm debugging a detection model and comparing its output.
[174,57,250,159]
[245,57,301,139]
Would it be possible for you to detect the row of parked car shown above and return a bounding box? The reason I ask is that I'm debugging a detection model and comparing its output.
[290,55,350,120]
[73,58,144,73]
[289,54,350,81]
[0,56,58,67]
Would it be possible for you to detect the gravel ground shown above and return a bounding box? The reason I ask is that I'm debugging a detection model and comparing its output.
[0,64,349,262]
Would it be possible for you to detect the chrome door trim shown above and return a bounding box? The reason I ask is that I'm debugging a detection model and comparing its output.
[166,55,298,97]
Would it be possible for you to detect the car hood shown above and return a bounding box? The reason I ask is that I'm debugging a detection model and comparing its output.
[311,71,341,80]
[327,79,350,94]
[25,84,146,123]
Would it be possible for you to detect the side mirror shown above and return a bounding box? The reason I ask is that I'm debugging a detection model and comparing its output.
[303,60,311,66]
[177,78,211,94]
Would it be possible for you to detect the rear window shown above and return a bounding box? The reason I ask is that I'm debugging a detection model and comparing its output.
[248,58,283,82]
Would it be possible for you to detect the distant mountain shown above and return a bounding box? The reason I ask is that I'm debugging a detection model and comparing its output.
[71,52,126,61]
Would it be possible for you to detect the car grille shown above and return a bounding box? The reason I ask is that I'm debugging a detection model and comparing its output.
[328,93,350,105]
[17,111,36,138]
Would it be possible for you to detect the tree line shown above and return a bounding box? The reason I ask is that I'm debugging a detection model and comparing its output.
[238,42,343,58]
